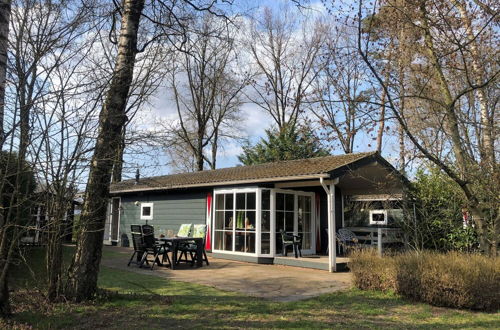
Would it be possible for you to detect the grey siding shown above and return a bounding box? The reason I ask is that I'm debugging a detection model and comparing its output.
[116,192,207,245]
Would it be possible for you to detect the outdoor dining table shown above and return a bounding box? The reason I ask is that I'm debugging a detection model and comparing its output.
[157,237,204,270]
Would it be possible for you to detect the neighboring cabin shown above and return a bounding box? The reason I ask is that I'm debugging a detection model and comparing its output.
[106,152,407,266]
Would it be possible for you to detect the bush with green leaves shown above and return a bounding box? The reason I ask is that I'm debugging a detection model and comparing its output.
[404,167,479,252]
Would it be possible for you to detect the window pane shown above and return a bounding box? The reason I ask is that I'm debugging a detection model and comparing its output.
[303,212,311,231]
[246,233,255,253]
[285,194,294,211]
[246,211,256,229]
[276,211,285,231]
[247,192,256,209]
[224,231,233,251]
[261,211,270,232]
[225,193,233,210]
[215,194,224,210]
[214,231,224,250]
[302,232,311,250]
[261,233,270,254]
[235,211,245,229]
[298,195,306,214]
[215,211,224,230]
[262,190,270,210]
[142,207,151,216]
[285,212,294,232]
[276,233,283,254]
[297,213,303,232]
[236,193,245,209]
[276,193,284,210]
[304,196,311,212]
[225,212,233,230]
[235,232,244,252]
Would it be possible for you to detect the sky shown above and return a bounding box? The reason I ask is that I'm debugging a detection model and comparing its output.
[121,0,403,180]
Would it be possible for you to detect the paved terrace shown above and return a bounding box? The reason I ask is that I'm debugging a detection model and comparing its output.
[102,246,352,302]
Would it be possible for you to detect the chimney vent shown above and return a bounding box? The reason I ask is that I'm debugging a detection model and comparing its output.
[135,168,140,184]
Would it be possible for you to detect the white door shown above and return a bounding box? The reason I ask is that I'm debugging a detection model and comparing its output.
[109,197,121,242]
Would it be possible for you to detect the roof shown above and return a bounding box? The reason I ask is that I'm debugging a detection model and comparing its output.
[110,152,379,194]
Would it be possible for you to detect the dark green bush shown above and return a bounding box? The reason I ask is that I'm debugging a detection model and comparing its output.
[350,250,500,311]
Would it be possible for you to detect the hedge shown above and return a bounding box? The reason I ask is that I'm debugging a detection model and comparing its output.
[349,250,500,311]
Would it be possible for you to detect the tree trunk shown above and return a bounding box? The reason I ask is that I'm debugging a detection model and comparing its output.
[112,127,126,183]
[0,227,11,317]
[65,0,145,302]
[46,195,66,302]
[0,0,10,150]
[0,1,10,316]
[376,101,385,153]
[454,0,495,169]
[210,129,218,170]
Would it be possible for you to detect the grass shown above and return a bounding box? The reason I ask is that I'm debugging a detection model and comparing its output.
[4,246,500,329]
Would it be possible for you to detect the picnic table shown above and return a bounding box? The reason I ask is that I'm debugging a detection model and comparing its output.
[158,237,204,270]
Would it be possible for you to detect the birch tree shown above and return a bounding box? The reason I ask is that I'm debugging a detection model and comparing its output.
[65,0,230,302]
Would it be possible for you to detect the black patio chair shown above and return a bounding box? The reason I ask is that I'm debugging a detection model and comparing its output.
[141,233,171,270]
[280,230,302,258]
[128,229,146,267]
[177,224,209,266]
[142,224,154,236]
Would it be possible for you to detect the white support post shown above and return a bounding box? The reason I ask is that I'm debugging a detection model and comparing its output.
[321,178,337,272]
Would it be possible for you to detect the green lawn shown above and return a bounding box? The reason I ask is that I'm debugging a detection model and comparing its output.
[4,246,500,329]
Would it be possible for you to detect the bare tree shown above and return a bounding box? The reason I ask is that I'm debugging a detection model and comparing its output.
[311,23,374,154]
[0,0,10,150]
[164,13,245,171]
[0,0,98,313]
[245,6,326,130]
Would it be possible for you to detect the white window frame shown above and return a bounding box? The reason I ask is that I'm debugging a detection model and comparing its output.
[369,209,388,225]
[212,187,259,257]
[274,188,316,256]
[212,187,316,257]
[140,202,154,221]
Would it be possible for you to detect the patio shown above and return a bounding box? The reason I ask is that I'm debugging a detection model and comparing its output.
[102,246,352,302]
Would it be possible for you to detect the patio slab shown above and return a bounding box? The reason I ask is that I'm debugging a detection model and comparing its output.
[101,246,352,302]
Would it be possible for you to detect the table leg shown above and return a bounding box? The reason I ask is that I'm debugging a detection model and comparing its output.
[171,241,177,270]
[196,239,203,267]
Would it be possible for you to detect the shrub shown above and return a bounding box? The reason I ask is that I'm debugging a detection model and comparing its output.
[350,249,500,311]
[349,249,397,292]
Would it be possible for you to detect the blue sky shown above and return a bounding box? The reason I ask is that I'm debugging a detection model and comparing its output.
[121,0,404,180]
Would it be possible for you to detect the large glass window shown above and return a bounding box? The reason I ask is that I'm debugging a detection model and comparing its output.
[214,188,315,257]
[214,193,233,251]
[214,191,256,254]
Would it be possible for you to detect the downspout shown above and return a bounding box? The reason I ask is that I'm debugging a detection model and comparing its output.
[320,177,337,272]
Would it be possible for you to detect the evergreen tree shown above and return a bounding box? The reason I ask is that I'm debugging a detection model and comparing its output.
[238,124,329,165]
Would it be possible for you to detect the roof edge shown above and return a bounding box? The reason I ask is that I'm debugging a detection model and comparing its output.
[111,173,331,194]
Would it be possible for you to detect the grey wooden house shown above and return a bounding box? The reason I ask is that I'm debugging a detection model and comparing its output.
[106,152,407,271]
